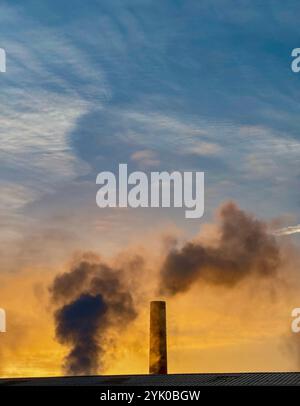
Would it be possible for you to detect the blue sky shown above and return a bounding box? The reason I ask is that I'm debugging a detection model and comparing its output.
[0,0,300,269]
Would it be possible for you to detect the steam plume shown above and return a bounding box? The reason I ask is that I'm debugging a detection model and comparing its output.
[159,201,281,295]
[274,225,300,236]
[50,255,137,375]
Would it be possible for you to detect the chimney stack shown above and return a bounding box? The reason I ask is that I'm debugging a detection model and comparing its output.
[149,301,167,374]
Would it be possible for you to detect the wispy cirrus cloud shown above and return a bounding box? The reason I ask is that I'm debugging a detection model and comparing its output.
[130,149,160,168]
[184,141,222,156]
[0,91,90,258]
[0,2,112,258]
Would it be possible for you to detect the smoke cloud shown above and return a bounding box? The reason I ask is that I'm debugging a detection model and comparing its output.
[159,201,281,296]
[55,294,107,375]
[50,255,138,375]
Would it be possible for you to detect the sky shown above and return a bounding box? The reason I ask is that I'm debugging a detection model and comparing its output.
[0,0,300,377]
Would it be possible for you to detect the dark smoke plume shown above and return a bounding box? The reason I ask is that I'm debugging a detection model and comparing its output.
[50,256,137,375]
[55,294,107,375]
[159,201,281,295]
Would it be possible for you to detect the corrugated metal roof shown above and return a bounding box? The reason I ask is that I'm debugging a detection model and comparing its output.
[1,372,300,386]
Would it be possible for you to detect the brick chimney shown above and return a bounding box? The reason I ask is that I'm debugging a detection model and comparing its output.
[149,301,167,374]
